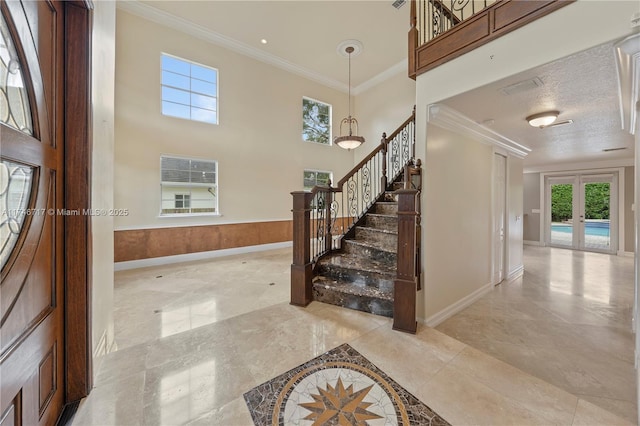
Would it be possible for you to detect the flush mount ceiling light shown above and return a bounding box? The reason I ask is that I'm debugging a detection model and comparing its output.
[526,111,559,128]
[335,43,365,150]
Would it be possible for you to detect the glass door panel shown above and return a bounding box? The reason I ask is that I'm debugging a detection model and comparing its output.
[580,175,614,252]
[550,182,575,247]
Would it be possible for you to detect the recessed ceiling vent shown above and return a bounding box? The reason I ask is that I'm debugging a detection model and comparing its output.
[499,77,544,96]
[602,147,627,152]
[392,0,406,9]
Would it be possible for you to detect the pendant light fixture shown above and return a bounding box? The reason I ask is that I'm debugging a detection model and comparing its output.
[335,45,365,150]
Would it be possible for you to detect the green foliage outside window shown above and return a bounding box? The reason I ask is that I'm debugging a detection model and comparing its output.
[302,98,331,145]
[551,183,610,222]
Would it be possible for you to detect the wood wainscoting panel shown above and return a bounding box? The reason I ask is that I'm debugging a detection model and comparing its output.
[416,12,490,71]
[114,220,293,262]
[493,0,557,32]
[414,0,574,76]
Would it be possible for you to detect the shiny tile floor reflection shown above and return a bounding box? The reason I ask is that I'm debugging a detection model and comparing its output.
[73,247,634,425]
[437,246,636,423]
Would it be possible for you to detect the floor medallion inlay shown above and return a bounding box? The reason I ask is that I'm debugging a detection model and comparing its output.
[243,343,450,425]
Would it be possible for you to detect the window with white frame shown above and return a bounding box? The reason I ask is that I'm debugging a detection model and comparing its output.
[302,97,331,145]
[174,194,190,209]
[160,156,218,215]
[161,53,218,125]
[303,170,332,190]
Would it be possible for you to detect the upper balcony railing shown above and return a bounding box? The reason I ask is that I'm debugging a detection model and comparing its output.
[409,0,574,78]
[418,0,497,45]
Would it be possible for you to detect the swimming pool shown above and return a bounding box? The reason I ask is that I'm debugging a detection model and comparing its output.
[551,222,610,237]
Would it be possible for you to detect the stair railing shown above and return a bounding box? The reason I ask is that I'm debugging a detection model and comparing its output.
[408,0,571,77]
[291,109,416,307]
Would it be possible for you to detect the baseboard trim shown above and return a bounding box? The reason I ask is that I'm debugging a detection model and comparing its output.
[92,330,108,382]
[421,282,493,327]
[523,240,542,246]
[617,251,634,257]
[507,265,524,281]
[93,330,108,359]
[114,241,292,271]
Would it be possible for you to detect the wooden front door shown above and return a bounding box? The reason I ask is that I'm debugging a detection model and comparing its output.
[1,1,67,424]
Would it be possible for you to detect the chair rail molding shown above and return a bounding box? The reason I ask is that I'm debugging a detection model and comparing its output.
[427,104,531,158]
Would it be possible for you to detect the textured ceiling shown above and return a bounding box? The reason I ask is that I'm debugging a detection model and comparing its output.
[441,41,634,169]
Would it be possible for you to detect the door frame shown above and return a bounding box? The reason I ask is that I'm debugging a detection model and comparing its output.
[492,152,507,285]
[63,0,94,403]
[0,0,93,413]
[540,167,625,255]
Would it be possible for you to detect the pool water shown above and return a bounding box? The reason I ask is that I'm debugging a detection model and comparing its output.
[551,223,610,237]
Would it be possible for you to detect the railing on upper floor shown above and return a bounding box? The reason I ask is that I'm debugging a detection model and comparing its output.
[290,109,416,307]
[418,0,497,46]
[408,0,574,78]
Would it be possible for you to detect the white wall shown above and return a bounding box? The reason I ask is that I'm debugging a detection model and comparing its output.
[507,155,524,276]
[115,10,355,230]
[420,123,493,319]
[416,0,639,321]
[354,71,416,164]
[91,0,116,366]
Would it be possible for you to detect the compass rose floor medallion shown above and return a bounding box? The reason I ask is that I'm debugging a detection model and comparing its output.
[243,344,450,425]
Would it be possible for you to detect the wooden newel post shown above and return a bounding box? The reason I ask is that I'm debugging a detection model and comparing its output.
[394,189,418,334]
[408,0,418,79]
[381,133,388,190]
[291,191,314,307]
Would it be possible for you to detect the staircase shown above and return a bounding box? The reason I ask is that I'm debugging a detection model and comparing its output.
[291,109,420,332]
[312,183,404,317]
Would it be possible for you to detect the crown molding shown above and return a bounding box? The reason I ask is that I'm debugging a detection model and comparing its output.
[427,104,531,158]
[353,59,407,95]
[117,0,350,93]
[523,158,634,174]
[615,33,640,135]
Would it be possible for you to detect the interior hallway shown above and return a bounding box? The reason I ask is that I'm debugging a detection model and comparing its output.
[437,246,636,423]
[73,247,634,425]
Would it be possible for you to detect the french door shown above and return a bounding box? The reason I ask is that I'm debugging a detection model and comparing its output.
[546,173,617,253]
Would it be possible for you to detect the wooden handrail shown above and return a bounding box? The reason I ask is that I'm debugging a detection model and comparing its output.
[385,108,416,142]
[337,109,416,188]
[291,109,422,332]
[431,0,462,25]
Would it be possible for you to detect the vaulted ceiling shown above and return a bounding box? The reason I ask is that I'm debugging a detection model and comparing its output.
[119,1,635,168]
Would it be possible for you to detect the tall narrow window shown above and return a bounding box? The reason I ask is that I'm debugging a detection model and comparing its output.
[302,97,331,145]
[161,53,218,125]
[160,156,218,215]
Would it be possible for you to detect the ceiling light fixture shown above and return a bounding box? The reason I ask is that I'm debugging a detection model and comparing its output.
[260,39,268,44]
[335,45,365,150]
[526,111,559,128]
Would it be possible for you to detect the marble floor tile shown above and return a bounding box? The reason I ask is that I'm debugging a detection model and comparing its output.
[72,372,145,426]
[436,246,637,423]
[73,247,636,426]
[572,398,635,426]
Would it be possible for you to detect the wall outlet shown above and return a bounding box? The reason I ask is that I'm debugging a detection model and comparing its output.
[531,208,541,214]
